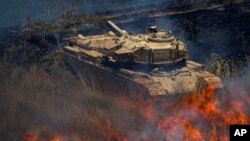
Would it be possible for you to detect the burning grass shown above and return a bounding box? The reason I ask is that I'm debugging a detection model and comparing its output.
[116,80,250,141]
[0,58,250,141]
[0,39,250,141]
[1,3,249,139]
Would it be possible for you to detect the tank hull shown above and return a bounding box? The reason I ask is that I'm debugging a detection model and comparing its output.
[63,53,152,97]
[63,50,223,97]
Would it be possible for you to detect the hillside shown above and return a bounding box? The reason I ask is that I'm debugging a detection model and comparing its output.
[0,1,250,141]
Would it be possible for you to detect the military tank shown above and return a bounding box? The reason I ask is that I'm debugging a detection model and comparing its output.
[63,20,223,96]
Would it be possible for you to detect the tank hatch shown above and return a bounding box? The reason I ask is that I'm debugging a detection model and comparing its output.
[148,31,176,43]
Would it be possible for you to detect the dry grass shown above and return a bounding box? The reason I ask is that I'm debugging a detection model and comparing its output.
[205,55,248,79]
[0,59,150,141]
[0,52,249,141]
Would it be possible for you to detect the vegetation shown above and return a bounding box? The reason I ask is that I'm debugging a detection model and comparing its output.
[0,1,249,140]
[0,18,148,140]
[0,50,249,140]
[0,61,138,140]
[205,54,248,80]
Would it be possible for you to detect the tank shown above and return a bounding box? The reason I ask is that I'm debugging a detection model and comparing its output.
[63,20,223,96]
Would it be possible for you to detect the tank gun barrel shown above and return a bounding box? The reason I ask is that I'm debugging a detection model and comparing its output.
[107,20,128,36]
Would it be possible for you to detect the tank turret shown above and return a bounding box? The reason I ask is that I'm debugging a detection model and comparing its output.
[107,21,188,65]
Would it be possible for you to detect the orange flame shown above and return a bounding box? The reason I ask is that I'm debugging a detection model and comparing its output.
[50,135,62,141]
[23,132,37,141]
[23,83,250,141]
[136,83,249,141]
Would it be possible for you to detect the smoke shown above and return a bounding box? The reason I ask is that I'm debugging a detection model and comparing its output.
[1,60,249,141]
[0,1,250,141]
[123,71,250,141]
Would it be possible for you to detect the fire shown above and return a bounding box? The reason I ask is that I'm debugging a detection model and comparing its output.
[50,135,62,141]
[95,118,128,141]
[23,119,128,141]
[183,122,203,141]
[23,83,250,141]
[135,83,249,141]
[143,101,154,122]
[23,132,65,141]
[23,132,37,141]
